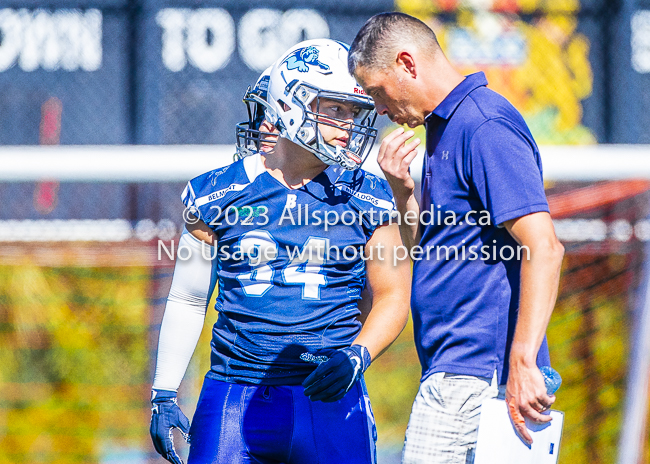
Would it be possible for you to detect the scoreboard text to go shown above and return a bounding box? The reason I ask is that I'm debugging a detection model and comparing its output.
[0,8,329,74]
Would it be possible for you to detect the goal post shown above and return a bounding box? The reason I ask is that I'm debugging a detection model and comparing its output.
[3,144,650,182]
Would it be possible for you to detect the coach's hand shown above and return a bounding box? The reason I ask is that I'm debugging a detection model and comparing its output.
[505,363,555,446]
[150,389,190,464]
[377,127,421,200]
[302,345,372,402]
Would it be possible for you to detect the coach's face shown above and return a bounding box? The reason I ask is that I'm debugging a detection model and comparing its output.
[355,65,424,128]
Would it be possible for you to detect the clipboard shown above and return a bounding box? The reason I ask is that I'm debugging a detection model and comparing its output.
[474,398,564,464]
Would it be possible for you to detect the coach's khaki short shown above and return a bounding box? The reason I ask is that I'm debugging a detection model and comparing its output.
[401,372,500,464]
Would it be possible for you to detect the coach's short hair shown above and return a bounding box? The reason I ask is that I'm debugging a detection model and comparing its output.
[349,12,440,75]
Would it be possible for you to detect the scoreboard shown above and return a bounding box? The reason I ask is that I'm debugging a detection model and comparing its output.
[0,0,392,145]
[0,0,648,145]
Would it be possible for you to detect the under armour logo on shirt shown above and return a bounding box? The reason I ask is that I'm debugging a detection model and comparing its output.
[442,151,449,160]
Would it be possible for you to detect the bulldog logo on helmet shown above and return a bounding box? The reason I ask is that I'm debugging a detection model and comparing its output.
[282,46,330,73]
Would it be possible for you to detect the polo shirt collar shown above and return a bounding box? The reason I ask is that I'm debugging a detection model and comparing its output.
[426,72,488,121]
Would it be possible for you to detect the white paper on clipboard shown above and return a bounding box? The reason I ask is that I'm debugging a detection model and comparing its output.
[474,398,564,464]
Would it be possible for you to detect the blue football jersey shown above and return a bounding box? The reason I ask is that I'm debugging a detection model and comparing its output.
[181,154,395,385]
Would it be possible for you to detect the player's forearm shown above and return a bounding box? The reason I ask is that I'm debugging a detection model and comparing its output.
[153,300,206,391]
[509,238,564,367]
[395,193,421,251]
[356,222,411,360]
[353,292,409,361]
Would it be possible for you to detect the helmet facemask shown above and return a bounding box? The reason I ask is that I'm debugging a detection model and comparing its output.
[235,66,279,160]
[235,88,279,160]
[279,83,378,170]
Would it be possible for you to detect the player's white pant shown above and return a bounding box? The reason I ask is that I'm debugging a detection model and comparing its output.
[402,372,500,464]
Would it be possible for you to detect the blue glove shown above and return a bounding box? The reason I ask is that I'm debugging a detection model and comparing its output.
[302,345,372,402]
[150,389,190,464]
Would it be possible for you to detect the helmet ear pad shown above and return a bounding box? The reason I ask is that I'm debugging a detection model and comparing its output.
[297,122,317,147]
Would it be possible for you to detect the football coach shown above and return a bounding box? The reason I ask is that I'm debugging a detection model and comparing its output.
[349,12,565,463]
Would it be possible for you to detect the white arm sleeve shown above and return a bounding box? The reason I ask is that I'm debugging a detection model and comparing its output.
[152,227,218,391]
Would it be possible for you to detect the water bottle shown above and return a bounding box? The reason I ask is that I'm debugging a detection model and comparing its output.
[540,366,562,395]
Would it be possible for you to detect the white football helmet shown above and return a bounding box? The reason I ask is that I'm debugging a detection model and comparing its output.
[235,66,277,160]
[266,39,377,170]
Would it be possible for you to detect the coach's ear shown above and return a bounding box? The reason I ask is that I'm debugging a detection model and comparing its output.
[396,51,417,79]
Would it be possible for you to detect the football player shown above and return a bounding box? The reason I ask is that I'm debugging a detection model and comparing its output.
[234,56,376,315]
[235,66,279,159]
[150,39,410,464]
[234,65,375,319]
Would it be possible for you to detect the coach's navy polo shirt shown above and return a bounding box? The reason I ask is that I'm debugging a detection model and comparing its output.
[412,72,551,385]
